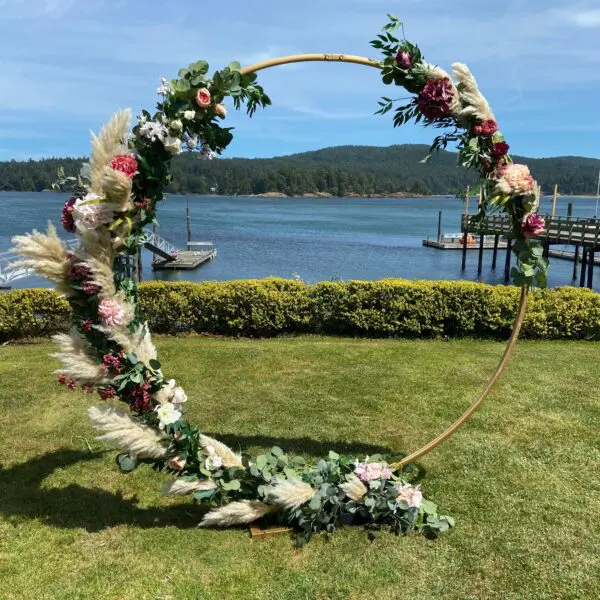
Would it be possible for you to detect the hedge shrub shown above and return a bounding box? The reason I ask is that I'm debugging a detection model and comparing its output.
[1,279,599,342]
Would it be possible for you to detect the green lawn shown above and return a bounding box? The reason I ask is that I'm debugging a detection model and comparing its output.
[0,336,599,600]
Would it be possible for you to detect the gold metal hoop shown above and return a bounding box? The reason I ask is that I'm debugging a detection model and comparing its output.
[240,53,529,466]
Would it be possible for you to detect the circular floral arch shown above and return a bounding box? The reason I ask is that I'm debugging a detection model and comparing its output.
[15,16,547,543]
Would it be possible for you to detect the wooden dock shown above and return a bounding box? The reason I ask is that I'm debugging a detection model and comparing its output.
[548,249,600,265]
[461,214,600,288]
[152,248,216,271]
[423,237,508,250]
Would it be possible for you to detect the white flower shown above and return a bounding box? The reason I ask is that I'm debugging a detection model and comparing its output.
[205,452,223,471]
[139,120,168,143]
[137,114,147,125]
[183,110,196,121]
[157,76,171,96]
[199,143,216,160]
[169,119,183,132]
[155,402,182,429]
[163,135,182,155]
[171,386,187,404]
[186,135,199,150]
[72,193,115,230]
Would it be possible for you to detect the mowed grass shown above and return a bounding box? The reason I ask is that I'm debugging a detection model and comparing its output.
[0,336,599,600]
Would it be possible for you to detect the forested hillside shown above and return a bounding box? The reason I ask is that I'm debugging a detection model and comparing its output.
[0,145,597,196]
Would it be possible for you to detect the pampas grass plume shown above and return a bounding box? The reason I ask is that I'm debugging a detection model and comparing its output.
[88,405,167,459]
[267,480,316,510]
[199,501,275,527]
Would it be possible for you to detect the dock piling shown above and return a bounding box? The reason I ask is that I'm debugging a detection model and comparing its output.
[504,238,512,283]
[437,210,442,243]
[491,235,499,269]
[587,249,595,289]
[477,232,484,276]
[579,249,588,287]
[572,245,580,280]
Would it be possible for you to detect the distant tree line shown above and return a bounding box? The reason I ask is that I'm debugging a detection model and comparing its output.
[0,144,598,196]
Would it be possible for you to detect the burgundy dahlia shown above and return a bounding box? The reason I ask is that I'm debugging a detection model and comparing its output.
[416,78,454,120]
[66,379,77,390]
[81,319,93,332]
[99,387,117,400]
[57,372,67,385]
[102,352,125,374]
[130,382,153,413]
[61,197,78,232]
[491,141,510,158]
[82,282,101,296]
[395,50,413,70]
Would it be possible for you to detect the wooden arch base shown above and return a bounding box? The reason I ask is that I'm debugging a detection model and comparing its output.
[240,53,530,469]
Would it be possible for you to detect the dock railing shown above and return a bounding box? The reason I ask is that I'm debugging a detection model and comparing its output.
[462,214,600,247]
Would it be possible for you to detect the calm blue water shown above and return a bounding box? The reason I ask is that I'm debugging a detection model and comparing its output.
[1,191,598,290]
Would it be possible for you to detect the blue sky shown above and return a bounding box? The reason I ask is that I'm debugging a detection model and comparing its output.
[1,0,599,161]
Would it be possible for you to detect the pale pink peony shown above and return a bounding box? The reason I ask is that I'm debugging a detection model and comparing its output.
[521,214,545,239]
[72,193,115,230]
[214,103,227,118]
[354,460,393,484]
[396,483,423,509]
[495,164,536,196]
[98,297,126,327]
[196,87,211,108]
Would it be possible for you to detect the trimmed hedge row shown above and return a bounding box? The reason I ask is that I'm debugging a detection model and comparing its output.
[1,279,599,342]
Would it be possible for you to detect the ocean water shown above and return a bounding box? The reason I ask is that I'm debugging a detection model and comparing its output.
[1,191,597,291]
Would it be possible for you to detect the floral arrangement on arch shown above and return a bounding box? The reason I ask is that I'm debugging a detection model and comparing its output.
[13,15,546,545]
[372,15,547,286]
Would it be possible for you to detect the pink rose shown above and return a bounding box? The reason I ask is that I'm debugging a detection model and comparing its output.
[472,124,483,136]
[214,103,227,118]
[480,119,498,136]
[168,456,186,471]
[196,87,211,108]
[98,297,126,327]
[521,214,545,239]
[110,154,138,178]
[396,483,423,509]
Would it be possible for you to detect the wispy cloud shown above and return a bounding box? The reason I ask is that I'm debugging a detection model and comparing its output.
[0,0,598,160]
[555,8,600,27]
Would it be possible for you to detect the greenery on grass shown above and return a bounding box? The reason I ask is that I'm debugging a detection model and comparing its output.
[1,336,599,599]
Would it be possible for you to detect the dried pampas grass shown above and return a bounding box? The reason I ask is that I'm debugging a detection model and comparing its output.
[339,475,368,502]
[82,255,116,298]
[107,324,157,366]
[88,405,167,459]
[199,434,243,468]
[11,224,73,296]
[53,329,110,384]
[99,165,133,210]
[267,480,316,510]
[90,109,131,194]
[452,63,494,122]
[162,478,217,496]
[199,501,275,527]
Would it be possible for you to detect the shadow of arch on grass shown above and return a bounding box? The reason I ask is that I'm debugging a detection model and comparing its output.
[0,437,424,532]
